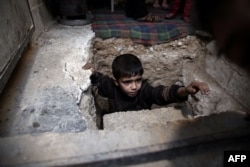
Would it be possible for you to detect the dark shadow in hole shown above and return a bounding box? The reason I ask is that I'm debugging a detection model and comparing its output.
[91,86,109,130]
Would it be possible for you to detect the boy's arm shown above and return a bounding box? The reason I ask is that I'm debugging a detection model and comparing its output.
[82,62,115,98]
[82,61,104,85]
[177,80,210,97]
[82,62,101,85]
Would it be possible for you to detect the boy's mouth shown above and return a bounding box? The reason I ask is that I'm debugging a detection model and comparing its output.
[128,92,137,96]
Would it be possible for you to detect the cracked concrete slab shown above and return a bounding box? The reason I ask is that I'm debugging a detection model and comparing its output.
[103,106,193,130]
[0,111,249,167]
[0,23,95,137]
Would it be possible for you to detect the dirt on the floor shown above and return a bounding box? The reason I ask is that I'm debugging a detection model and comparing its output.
[90,36,204,86]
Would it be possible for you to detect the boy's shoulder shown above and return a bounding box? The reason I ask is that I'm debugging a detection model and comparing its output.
[90,72,113,85]
[140,79,152,90]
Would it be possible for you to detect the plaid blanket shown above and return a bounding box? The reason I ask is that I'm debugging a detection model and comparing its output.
[91,13,194,45]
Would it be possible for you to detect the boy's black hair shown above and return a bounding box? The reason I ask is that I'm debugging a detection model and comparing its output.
[112,54,144,79]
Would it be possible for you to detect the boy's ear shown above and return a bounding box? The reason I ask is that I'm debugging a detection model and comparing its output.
[112,77,119,86]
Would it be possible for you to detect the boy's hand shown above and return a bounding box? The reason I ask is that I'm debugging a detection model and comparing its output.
[186,81,210,95]
[90,72,100,85]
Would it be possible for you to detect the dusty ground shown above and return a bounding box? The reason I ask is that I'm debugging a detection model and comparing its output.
[91,35,204,86]
[85,35,245,125]
[88,4,210,88]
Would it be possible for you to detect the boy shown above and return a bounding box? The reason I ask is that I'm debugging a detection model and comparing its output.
[85,54,209,113]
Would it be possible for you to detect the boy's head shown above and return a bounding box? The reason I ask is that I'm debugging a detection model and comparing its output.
[112,54,144,79]
[112,54,144,97]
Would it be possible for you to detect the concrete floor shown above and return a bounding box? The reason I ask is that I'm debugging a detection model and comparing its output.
[0,23,95,137]
[0,23,250,167]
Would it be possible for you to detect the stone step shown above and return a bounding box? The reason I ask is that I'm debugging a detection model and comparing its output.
[0,111,249,167]
[103,105,193,130]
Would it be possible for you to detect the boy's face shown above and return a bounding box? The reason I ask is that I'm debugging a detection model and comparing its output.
[114,74,142,97]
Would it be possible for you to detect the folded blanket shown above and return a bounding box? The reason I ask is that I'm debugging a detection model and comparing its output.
[91,14,194,45]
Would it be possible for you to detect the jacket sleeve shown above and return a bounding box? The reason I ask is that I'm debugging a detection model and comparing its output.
[162,85,188,103]
[90,72,115,98]
[90,72,104,85]
[142,83,188,106]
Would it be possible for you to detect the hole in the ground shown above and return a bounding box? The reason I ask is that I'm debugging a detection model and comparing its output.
[88,37,200,130]
[86,36,248,130]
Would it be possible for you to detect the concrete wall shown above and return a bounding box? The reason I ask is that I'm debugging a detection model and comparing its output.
[28,0,54,41]
[206,41,250,110]
[0,0,55,94]
[0,0,34,94]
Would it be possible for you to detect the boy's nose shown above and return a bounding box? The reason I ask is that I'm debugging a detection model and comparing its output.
[131,82,137,89]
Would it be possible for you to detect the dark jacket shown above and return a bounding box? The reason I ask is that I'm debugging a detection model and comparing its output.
[91,72,188,112]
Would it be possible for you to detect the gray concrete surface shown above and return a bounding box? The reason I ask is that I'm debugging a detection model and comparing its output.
[0,0,34,94]
[103,106,193,130]
[0,111,249,167]
[205,41,250,111]
[0,23,95,137]
[28,0,54,41]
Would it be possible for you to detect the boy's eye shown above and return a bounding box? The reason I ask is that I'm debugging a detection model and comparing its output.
[123,81,131,84]
[136,78,142,82]
[122,79,142,85]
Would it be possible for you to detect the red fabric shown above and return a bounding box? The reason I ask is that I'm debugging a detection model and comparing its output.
[171,0,182,15]
[171,0,191,18]
[183,0,191,18]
